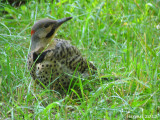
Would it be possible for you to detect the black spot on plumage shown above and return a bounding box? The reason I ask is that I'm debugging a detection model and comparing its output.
[72,66,76,70]
[65,75,68,79]
[46,81,49,85]
[46,64,49,67]
[59,51,62,57]
[57,54,60,58]
[72,61,81,69]
[81,68,85,73]
[66,47,69,54]
[68,51,72,56]
[33,52,38,62]
[33,50,52,63]
[61,61,65,64]
[48,50,51,52]
[69,56,77,66]
[61,44,65,52]
[46,27,56,38]
[81,61,84,66]
[57,87,61,90]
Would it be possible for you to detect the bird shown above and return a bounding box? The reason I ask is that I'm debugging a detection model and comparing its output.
[27,17,97,96]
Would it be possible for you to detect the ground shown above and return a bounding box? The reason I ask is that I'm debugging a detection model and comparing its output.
[0,0,159,119]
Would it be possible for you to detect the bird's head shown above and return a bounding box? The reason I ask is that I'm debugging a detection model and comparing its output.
[30,17,72,51]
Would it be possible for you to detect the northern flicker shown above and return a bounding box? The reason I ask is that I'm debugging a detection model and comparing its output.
[27,17,97,95]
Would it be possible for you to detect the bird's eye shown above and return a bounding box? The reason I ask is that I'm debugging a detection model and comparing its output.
[44,23,50,28]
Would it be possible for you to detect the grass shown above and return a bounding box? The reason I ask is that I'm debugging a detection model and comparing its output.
[0,0,160,119]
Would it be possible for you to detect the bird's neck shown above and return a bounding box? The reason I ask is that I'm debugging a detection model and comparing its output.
[31,38,54,53]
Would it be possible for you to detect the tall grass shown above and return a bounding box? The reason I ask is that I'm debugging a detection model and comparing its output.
[0,0,159,119]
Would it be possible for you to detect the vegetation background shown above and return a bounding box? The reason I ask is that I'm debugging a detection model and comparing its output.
[0,0,159,119]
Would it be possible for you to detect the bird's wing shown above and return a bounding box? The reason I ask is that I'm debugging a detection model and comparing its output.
[33,39,97,74]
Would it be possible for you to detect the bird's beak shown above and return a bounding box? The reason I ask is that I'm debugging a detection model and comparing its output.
[57,17,72,27]
[45,17,72,38]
